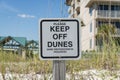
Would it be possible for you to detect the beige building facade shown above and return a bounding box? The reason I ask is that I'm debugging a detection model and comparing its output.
[66,0,120,51]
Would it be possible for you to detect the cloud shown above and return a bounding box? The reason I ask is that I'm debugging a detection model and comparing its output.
[0,1,19,13]
[17,14,35,18]
[0,1,35,19]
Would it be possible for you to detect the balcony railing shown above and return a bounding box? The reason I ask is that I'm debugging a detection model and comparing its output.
[85,0,120,7]
[75,2,80,10]
[116,29,120,35]
[97,10,120,19]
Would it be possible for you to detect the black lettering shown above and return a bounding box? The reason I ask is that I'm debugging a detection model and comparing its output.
[53,42,57,47]
[64,41,68,47]
[53,34,67,40]
[57,41,63,47]
[48,42,52,47]
[63,34,67,39]
[61,26,64,32]
[53,34,58,40]
[56,26,59,32]
[68,41,73,47]
[53,23,56,25]
[59,34,63,39]
[50,26,55,32]
[47,41,73,47]
[65,26,70,31]
[53,22,66,25]
[50,26,70,32]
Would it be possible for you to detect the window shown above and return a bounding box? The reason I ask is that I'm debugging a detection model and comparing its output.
[77,10,80,15]
[116,5,119,10]
[111,5,120,11]
[111,5,115,10]
[77,0,80,2]
[114,22,120,28]
[69,10,71,14]
[90,39,92,49]
[104,5,108,10]
[98,21,108,27]
[98,5,103,10]
[89,7,93,16]
[72,4,75,9]
[76,7,80,15]
[118,5,120,10]
[98,5,108,10]
[90,22,92,32]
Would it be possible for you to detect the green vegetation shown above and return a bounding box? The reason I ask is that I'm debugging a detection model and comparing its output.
[0,47,119,74]
[0,24,120,80]
[0,51,52,74]
[66,24,120,72]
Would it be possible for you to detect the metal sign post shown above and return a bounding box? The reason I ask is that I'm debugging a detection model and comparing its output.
[53,60,66,80]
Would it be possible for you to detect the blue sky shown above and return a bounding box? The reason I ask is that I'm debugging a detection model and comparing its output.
[0,0,68,40]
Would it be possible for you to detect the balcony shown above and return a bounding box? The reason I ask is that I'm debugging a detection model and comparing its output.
[68,7,71,14]
[85,0,120,7]
[66,0,72,6]
[116,29,120,35]
[112,29,120,37]
[96,10,120,19]
[76,6,80,15]
[75,2,80,10]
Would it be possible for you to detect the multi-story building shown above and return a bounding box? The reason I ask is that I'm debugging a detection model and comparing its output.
[66,0,120,51]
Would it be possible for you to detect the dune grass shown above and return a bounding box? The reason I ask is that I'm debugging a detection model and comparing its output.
[0,26,120,76]
[0,45,119,74]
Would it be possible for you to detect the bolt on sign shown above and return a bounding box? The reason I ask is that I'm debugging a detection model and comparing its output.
[39,18,81,60]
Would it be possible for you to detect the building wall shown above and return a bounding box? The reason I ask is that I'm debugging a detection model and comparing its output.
[80,0,96,51]
[67,0,120,51]
[67,0,95,51]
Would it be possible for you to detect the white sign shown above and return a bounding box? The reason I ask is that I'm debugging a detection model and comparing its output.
[39,18,80,60]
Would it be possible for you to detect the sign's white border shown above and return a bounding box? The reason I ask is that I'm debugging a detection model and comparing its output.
[39,18,81,60]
